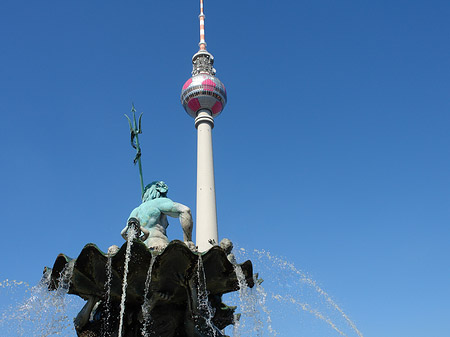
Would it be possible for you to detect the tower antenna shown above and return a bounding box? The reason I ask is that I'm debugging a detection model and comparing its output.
[199,0,206,51]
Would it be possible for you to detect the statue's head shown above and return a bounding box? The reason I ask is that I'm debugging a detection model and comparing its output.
[142,181,168,202]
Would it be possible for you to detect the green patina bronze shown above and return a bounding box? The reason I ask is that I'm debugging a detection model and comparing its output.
[125,104,145,197]
[123,181,194,251]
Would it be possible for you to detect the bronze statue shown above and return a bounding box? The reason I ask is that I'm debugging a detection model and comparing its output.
[121,181,194,251]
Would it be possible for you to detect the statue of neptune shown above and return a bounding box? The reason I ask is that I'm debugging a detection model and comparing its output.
[121,181,194,250]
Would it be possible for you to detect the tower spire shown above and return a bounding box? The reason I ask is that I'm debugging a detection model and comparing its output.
[191,0,215,76]
[199,0,206,51]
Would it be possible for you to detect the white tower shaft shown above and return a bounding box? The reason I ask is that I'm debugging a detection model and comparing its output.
[195,110,218,251]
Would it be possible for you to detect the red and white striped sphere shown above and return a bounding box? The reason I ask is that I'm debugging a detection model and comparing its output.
[180,74,227,118]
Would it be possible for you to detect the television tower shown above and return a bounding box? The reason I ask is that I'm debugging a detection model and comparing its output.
[180,0,227,252]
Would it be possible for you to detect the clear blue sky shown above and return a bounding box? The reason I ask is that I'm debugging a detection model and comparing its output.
[0,0,449,336]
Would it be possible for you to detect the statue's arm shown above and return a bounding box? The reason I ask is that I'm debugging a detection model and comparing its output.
[158,199,193,242]
[174,202,193,242]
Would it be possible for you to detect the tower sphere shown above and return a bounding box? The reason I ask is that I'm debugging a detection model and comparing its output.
[180,73,227,118]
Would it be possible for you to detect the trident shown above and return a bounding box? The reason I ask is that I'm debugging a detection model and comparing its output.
[125,103,145,197]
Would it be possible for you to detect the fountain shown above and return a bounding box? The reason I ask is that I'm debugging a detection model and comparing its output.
[1,248,365,337]
[44,184,255,337]
[46,241,254,337]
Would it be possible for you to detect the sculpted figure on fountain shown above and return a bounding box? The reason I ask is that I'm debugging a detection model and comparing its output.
[121,180,194,251]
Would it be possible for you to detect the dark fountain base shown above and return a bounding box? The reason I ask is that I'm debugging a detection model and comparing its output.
[47,240,254,337]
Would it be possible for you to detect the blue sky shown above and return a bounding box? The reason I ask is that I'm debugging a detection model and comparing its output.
[0,0,449,336]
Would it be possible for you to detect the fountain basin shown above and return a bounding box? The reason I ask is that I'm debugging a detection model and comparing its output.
[47,240,254,336]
